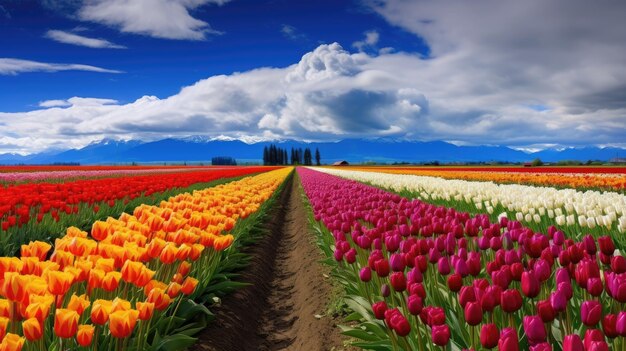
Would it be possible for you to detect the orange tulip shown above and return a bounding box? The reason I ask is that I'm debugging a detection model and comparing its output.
[177,261,191,277]
[181,277,199,295]
[101,271,122,292]
[90,300,111,325]
[134,266,155,288]
[0,333,24,351]
[159,244,177,264]
[76,324,95,347]
[2,272,27,302]
[91,221,112,241]
[46,271,74,296]
[120,260,143,285]
[20,241,51,261]
[67,294,90,316]
[0,301,9,318]
[146,238,166,259]
[19,257,40,276]
[188,244,204,261]
[108,309,139,338]
[50,250,74,269]
[213,235,234,251]
[110,298,131,313]
[175,244,191,261]
[136,301,154,321]
[0,317,8,340]
[87,269,105,292]
[166,282,181,298]
[24,301,51,323]
[22,318,42,341]
[54,309,79,338]
[146,288,171,311]
[94,258,115,273]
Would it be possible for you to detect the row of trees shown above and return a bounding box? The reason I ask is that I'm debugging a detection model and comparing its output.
[263,144,321,166]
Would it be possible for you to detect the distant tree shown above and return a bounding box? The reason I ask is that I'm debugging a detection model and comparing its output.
[303,148,312,165]
[212,156,237,165]
[263,146,269,165]
[531,158,544,167]
[315,148,321,166]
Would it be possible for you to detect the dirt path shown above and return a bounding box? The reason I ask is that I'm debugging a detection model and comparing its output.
[192,174,351,351]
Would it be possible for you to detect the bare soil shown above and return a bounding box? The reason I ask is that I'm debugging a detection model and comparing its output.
[191,174,353,351]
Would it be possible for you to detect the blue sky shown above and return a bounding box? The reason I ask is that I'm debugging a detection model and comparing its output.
[0,0,427,112]
[0,0,625,154]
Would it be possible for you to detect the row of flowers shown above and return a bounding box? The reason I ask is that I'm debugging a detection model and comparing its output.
[299,167,625,350]
[0,167,276,256]
[0,167,291,350]
[355,167,626,191]
[0,167,211,183]
[315,168,626,237]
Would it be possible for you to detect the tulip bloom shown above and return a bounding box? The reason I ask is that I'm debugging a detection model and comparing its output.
[181,277,199,295]
[523,315,546,345]
[109,310,140,338]
[431,324,450,346]
[480,323,499,349]
[22,318,43,341]
[498,327,519,351]
[0,333,24,351]
[372,301,388,320]
[521,271,540,298]
[54,308,79,338]
[581,300,602,326]
[77,324,95,347]
[563,334,584,351]
[500,289,522,313]
[464,302,482,326]
[136,302,155,321]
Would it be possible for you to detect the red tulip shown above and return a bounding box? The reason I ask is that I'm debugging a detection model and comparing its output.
[500,289,522,313]
[498,327,519,351]
[431,324,450,346]
[588,342,609,351]
[602,314,618,338]
[447,274,462,292]
[581,300,602,326]
[523,315,546,345]
[530,343,551,351]
[372,301,387,320]
[584,329,604,351]
[617,312,626,336]
[359,267,372,282]
[374,259,390,277]
[390,272,406,292]
[537,299,555,322]
[480,323,499,349]
[464,302,482,326]
[407,295,422,316]
[598,236,615,255]
[562,334,584,351]
[521,271,540,298]
[550,289,567,312]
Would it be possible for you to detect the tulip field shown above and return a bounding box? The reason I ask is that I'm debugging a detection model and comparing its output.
[299,166,626,351]
[1,163,626,350]
[0,166,291,351]
[0,166,273,255]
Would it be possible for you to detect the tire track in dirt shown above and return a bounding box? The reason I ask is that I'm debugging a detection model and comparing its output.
[192,173,350,351]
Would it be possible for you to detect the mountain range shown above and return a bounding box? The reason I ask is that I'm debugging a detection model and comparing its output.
[0,137,624,165]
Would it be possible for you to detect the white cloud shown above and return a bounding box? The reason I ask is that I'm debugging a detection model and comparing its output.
[78,0,228,40]
[45,29,126,49]
[281,24,306,41]
[2,8,626,156]
[39,100,71,108]
[353,30,379,51]
[0,58,122,75]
